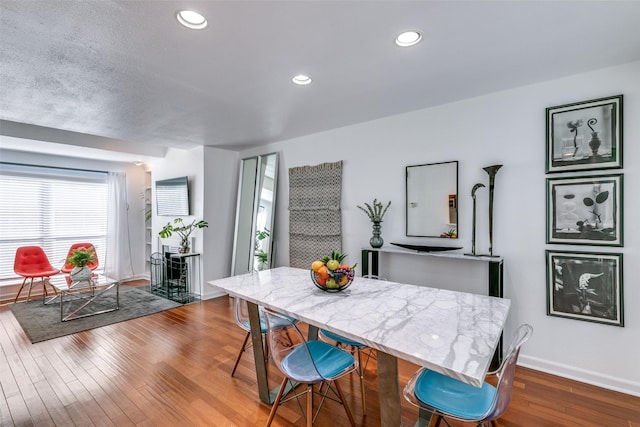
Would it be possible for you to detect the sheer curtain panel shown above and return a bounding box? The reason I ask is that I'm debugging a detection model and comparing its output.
[104,171,134,281]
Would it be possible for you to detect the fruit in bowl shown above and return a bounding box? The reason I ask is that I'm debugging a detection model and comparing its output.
[310,251,357,292]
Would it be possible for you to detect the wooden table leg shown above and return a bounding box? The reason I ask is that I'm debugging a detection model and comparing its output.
[377,350,402,426]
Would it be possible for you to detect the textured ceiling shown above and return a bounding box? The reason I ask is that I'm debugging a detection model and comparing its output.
[1,1,640,159]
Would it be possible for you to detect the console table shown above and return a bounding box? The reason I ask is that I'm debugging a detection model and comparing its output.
[361,246,504,369]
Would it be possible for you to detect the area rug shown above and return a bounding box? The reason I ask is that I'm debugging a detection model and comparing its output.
[9,286,182,343]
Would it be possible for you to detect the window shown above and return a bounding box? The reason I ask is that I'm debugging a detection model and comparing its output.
[0,163,108,283]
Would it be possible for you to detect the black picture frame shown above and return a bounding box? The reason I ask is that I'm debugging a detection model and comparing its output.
[546,250,623,327]
[546,174,623,246]
[546,95,622,173]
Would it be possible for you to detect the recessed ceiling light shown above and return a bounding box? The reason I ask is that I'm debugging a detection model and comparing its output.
[176,10,208,30]
[395,31,422,47]
[292,74,312,85]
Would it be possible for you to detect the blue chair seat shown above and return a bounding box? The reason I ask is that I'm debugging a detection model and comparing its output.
[240,312,297,333]
[320,328,366,347]
[415,369,497,420]
[281,340,356,383]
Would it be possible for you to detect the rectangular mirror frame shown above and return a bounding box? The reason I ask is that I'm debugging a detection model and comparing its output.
[405,160,458,238]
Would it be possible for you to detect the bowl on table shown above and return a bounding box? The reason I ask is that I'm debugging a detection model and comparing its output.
[310,268,353,292]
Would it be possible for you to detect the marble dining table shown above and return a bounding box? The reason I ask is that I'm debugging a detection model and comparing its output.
[208,266,510,426]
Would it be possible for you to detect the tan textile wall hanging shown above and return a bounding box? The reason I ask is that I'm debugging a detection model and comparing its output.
[288,161,342,268]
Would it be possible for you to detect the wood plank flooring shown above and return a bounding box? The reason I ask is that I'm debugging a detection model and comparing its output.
[1,287,639,426]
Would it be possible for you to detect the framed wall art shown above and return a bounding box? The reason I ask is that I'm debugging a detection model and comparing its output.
[546,250,623,326]
[546,95,622,173]
[546,174,623,246]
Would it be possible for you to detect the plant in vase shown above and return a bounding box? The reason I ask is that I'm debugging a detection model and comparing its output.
[159,218,209,253]
[67,247,97,283]
[357,198,391,248]
[254,228,270,270]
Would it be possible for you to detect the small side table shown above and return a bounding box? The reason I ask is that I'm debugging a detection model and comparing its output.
[46,275,120,321]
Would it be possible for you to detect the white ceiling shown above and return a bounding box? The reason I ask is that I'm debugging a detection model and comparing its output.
[1,1,640,161]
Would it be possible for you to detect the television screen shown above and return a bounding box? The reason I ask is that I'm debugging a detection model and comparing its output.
[156,176,190,216]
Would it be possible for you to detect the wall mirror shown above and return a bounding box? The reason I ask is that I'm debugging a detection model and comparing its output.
[231,153,278,275]
[406,160,458,238]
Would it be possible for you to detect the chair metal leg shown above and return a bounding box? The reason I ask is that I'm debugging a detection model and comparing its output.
[231,331,251,377]
[265,376,288,427]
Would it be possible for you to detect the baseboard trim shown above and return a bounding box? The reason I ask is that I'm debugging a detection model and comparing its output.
[201,288,226,300]
[519,354,640,397]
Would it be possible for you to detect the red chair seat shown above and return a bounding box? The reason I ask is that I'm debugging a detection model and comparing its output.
[13,246,60,302]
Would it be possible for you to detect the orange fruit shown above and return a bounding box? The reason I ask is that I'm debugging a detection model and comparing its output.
[311,260,324,272]
[316,273,326,286]
[317,266,329,279]
[339,275,349,286]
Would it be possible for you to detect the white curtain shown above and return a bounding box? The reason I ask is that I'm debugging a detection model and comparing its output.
[104,172,134,281]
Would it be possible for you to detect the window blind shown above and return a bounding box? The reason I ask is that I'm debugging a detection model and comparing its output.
[0,163,108,282]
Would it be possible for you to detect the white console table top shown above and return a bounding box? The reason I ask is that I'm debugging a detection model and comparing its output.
[364,245,503,263]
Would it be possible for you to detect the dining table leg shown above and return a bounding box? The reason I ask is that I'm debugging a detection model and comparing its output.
[247,301,271,404]
[307,324,319,340]
[377,350,402,426]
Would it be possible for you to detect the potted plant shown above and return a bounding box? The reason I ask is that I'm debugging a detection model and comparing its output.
[159,218,209,253]
[357,198,391,248]
[67,247,97,282]
[254,228,270,270]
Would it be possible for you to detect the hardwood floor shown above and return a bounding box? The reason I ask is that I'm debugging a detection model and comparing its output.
[1,288,639,426]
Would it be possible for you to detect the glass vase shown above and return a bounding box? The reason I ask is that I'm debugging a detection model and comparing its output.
[370,221,383,248]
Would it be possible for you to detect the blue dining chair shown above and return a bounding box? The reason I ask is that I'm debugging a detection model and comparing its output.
[230,297,297,377]
[318,274,386,412]
[264,309,357,427]
[403,324,533,427]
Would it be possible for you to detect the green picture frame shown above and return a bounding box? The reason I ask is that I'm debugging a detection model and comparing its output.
[546,95,622,173]
[546,174,623,246]
[546,250,623,327]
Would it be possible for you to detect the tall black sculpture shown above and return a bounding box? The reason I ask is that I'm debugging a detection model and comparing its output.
[465,183,485,257]
[483,164,502,257]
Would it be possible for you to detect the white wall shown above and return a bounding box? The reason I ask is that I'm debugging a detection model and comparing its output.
[150,146,239,298]
[239,60,640,396]
[0,149,148,278]
[202,146,239,298]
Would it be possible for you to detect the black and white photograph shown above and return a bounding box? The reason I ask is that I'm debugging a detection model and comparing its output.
[547,174,623,246]
[546,95,622,173]
[546,250,623,327]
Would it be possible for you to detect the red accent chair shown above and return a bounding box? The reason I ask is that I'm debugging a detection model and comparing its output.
[13,246,60,302]
[60,243,99,274]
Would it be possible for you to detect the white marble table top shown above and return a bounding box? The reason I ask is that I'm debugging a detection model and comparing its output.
[209,266,510,387]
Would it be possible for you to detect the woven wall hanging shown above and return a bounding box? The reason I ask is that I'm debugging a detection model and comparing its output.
[288,160,342,268]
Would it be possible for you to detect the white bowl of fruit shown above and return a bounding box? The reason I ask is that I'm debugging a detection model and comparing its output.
[310,251,356,292]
